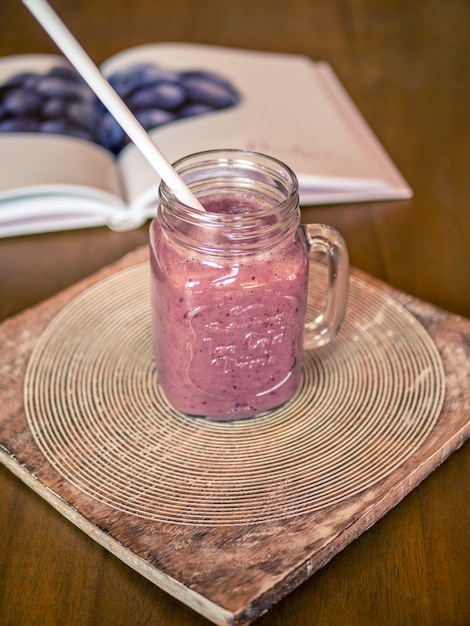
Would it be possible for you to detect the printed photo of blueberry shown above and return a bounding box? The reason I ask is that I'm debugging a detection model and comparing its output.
[0,64,103,146]
[104,62,240,153]
[0,61,241,155]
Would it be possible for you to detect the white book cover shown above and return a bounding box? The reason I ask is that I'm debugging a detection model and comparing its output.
[0,43,412,238]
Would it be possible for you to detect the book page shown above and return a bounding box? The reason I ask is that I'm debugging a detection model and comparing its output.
[0,54,127,233]
[0,134,123,201]
[102,43,411,210]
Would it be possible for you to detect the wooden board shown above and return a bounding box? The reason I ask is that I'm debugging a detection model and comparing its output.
[1,245,469,625]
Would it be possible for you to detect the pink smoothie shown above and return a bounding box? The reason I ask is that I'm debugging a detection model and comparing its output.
[150,194,309,420]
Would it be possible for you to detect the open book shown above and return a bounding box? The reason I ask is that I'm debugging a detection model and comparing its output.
[0,43,412,238]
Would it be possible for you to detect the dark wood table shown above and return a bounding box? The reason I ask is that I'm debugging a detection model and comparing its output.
[1,0,468,624]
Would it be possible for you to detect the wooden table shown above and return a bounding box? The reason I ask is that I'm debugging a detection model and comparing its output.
[1,0,468,624]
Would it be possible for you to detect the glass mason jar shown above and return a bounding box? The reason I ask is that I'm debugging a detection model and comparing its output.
[149,149,349,421]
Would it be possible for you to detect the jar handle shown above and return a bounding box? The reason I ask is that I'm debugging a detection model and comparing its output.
[301,223,349,349]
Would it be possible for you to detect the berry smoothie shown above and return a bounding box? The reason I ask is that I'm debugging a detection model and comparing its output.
[150,193,309,420]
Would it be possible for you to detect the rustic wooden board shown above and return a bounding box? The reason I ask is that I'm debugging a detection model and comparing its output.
[1,245,469,626]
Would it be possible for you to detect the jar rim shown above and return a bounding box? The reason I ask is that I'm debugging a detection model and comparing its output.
[157,149,300,255]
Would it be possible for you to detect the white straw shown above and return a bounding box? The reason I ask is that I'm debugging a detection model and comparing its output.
[23,0,205,211]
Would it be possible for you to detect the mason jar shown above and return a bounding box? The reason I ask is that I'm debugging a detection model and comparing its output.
[149,149,349,421]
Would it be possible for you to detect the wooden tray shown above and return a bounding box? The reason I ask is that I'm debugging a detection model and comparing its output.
[1,246,469,625]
